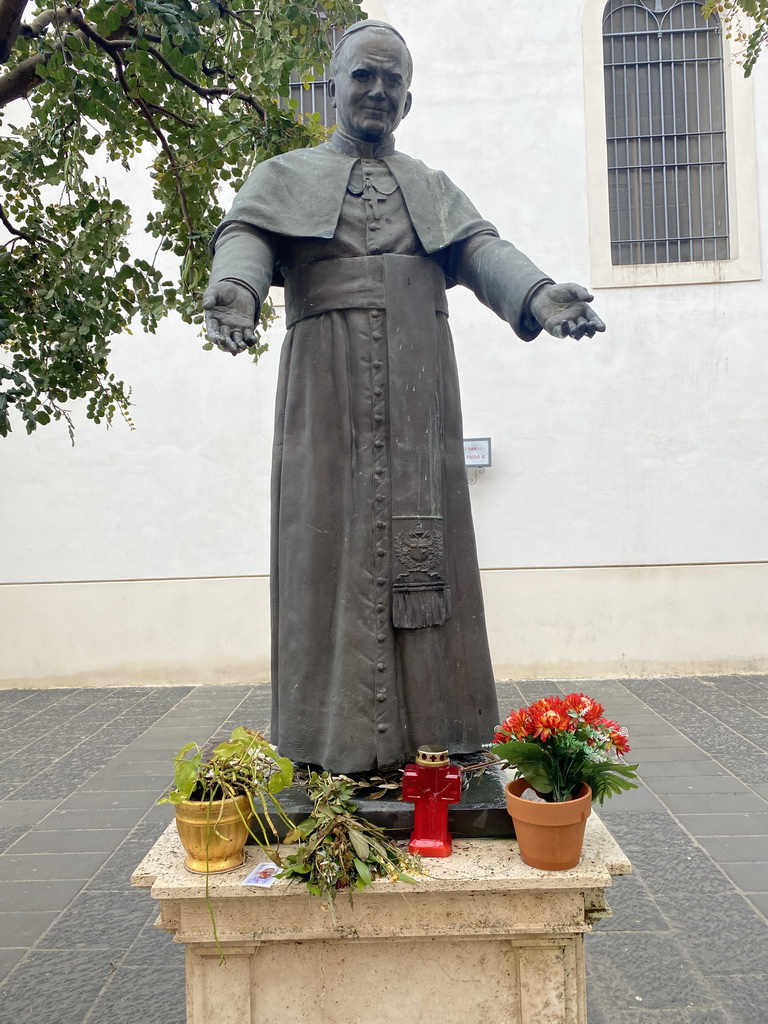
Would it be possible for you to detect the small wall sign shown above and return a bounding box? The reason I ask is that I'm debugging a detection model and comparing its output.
[463,438,492,468]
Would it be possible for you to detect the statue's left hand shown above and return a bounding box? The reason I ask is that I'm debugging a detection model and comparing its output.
[528,282,606,340]
[203,281,258,356]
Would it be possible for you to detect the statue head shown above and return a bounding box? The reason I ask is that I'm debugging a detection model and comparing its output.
[329,21,413,143]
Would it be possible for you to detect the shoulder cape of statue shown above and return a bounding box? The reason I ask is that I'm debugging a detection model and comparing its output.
[212,142,497,255]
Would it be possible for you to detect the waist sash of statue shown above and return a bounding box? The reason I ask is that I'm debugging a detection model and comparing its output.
[284,254,452,629]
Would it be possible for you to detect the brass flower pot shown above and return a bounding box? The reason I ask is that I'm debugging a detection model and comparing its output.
[505,779,592,871]
[175,793,253,873]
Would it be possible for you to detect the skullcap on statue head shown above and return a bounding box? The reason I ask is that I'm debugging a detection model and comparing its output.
[331,20,414,85]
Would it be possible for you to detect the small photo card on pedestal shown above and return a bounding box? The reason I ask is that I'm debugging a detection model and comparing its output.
[243,862,279,887]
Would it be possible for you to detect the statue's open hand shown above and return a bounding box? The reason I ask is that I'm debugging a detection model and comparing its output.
[203,282,258,356]
[529,282,606,340]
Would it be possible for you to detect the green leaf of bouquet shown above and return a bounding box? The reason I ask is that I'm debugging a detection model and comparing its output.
[349,830,370,861]
[353,857,372,885]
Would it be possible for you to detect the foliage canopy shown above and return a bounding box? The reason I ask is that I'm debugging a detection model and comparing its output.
[0,0,364,438]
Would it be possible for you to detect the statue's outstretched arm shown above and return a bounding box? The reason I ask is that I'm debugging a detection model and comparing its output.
[204,223,276,356]
[448,232,605,341]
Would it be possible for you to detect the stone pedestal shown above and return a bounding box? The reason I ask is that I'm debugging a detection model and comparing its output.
[132,817,630,1024]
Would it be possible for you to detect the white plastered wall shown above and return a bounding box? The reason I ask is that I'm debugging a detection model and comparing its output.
[1,0,767,687]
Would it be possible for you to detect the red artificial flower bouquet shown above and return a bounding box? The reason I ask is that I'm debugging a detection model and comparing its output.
[491,693,639,804]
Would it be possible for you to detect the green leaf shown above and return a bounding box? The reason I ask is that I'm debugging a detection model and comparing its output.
[353,857,372,885]
[348,830,370,861]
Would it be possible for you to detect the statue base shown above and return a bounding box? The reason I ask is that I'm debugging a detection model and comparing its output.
[132,817,631,1024]
[253,765,515,841]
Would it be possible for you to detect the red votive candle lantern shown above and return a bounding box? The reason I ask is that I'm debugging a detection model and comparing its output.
[402,745,462,857]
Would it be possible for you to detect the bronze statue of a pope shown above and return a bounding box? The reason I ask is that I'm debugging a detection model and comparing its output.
[204,21,605,774]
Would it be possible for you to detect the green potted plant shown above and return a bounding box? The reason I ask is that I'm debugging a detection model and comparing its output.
[491,693,639,871]
[159,726,294,873]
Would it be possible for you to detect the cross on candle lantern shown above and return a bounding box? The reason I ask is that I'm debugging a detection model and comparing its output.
[401,745,462,857]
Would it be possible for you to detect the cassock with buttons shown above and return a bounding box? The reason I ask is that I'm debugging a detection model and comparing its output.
[209,128,553,774]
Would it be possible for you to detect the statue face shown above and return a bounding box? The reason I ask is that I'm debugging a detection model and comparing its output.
[329,30,412,142]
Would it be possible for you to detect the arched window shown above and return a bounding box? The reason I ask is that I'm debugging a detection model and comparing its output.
[603,0,728,266]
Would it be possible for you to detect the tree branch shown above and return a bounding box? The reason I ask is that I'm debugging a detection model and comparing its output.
[0,0,29,63]
[0,203,51,244]
[0,49,41,104]
[0,5,267,116]
[143,42,264,117]
[95,39,196,244]
[22,7,68,38]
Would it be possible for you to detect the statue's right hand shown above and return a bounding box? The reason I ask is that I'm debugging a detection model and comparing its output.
[203,281,258,356]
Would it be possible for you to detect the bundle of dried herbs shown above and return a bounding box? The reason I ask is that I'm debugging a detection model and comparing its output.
[279,772,420,904]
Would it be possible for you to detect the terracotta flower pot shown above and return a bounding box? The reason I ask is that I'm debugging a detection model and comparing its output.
[175,793,253,873]
[505,778,592,871]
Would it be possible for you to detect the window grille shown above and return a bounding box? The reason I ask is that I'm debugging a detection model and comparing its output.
[282,27,342,127]
[603,0,729,265]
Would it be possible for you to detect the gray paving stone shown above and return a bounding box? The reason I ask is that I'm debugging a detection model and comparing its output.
[630,744,710,761]
[0,948,119,1024]
[627,847,735,896]
[150,713,227,726]
[630,732,702,747]
[84,962,186,1024]
[748,893,768,916]
[663,894,768,974]
[57,790,157,811]
[598,1011,729,1019]
[751,784,768,799]
[0,947,25,983]
[596,786,666,814]
[79,775,168,792]
[661,792,768,814]
[10,776,89,800]
[139,803,176,825]
[96,759,172,777]
[698,836,768,861]
[585,931,715,1010]
[647,776,751,795]
[0,827,28,854]
[0,780,32,803]
[707,676,768,697]
[87,841,158,893]
[639,761,732,778]
[608,1012,731,1024]
[36,889,153,950]
[123,917,186,966]
[4,691,72,712]
[0,910,57,946]
[709,753,768,784]
[593,811,681,847]
[583,989,611,1024]
[9,829,131,854]
[0,878,84,912]
[0,853,108,880]
[707,974,768,1024]
[0,689,36,707]
[593,875,669,932]
[126,821,170,844]
[677,813,768,836]
[682,1012,735,1024]
[34,806,146,831]
[717,862,768,892]
[0,800,60,827]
